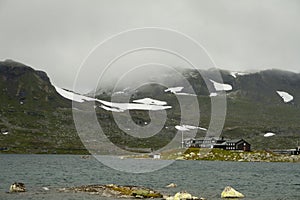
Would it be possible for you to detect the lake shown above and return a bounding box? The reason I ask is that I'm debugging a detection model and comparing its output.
[0,154,299,199]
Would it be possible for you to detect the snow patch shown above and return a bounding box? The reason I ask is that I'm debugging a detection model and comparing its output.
[175,125,207,131]
[230,72,248,78]
[133,98,167,106]
[100,105,124,112]
[276,91,293,103]
[2,132,8,135]
[175,93,197,96]
[209,80,232,91]
[55,86,172,112]
[165,87,196,96]
[209,92,218,97]
[264,132,276,137]
[98,99,171,111]
[175,125,190,131]
[54,86,95,103]
[165,87,184,93]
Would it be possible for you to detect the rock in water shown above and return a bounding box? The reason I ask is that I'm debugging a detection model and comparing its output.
[9,182,26,192]
[221,186,244,198]
[166,183,177,188]
[165,191,200,200]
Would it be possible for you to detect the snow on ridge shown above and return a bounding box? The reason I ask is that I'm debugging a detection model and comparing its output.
[230,72,248,78]
[276,91,293,103]
[165,87,184,93]
[97,100,172,111]
[175,93,197,96]
[209,79,232,91]
[230,72,237,78]
[100,105,124,112]
[133,98,167,106]
[175,125,207,131]
[54,86,95,103]
[175,125,190,131]
[264,132,276,137]
[164,87,196,96]
[55,86,172,112]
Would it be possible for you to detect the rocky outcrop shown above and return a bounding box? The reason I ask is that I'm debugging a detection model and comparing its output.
[59,184,163,199]
[9,182,26,192]
[166,183,177,188]
[164,191,203,200]
[221,186,244,198]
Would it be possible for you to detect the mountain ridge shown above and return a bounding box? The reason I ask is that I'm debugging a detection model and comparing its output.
[0,59,300,153]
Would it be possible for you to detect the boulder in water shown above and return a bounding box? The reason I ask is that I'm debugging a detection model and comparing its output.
[166,183,177,188]
[164,191,200,200]
[9,182,26,192]
[221,186,244,198]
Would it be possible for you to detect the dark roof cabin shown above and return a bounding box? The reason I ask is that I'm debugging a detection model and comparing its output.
[217,139,251,151]
[185,137,251,151]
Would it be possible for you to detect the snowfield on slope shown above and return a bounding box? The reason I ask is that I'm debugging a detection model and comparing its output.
[209,79,232,91]
[55,86,171,112]
[165,87,184,93]
[230,71,248,78]
[264,132,276,137]
[276,91,293,103]
[164,87,197,96]
[132,98,167,106]
[175,125,207,131]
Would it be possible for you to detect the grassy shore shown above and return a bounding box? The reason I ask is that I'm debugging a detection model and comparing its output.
[162,148,300,162]
[128,148,300,162]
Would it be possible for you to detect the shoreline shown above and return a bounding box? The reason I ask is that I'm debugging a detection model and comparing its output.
[1,148,300,163]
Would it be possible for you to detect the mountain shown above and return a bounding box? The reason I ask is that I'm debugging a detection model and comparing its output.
[95,68,300,150]
[0,60,86,154]
[1,60,300,154]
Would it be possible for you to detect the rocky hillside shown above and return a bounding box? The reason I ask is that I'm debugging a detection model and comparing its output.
[1,60,300,154]
[0,60,86,154]
[95,68,300,150]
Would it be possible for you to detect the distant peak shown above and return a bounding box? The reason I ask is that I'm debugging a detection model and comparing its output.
[1,59,30,68]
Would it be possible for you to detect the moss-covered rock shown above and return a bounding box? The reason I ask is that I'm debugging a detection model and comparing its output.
[59,184,163,199]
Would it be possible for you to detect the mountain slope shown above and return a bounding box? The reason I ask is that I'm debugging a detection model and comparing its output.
[0,60,86,154]
[1,60,300,153]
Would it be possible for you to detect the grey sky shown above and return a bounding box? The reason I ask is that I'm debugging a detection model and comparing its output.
[0,0,300,92]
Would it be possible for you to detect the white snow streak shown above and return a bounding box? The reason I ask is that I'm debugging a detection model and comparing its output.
[209,80,232,91]
[175,125,207,131]
[264,132,276,137]
[276,91,293,103]
[133,98,167,106]
[55,86,172,112]
[164,87,184,93]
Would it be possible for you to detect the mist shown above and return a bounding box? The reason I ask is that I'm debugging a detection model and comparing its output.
[0,0,300,93]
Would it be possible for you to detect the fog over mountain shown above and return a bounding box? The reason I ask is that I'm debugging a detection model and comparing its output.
[0,0,300,93]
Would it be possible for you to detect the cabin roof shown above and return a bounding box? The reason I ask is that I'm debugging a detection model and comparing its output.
[226,139,245,143]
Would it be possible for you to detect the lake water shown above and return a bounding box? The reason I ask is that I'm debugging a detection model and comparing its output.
[0,154,299,200]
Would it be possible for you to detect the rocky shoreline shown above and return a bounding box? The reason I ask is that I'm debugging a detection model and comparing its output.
[58,184,211,199]
[159,148,300,162]
[7,182,245,199]
[58,184,245,199]
[59,184,163,199]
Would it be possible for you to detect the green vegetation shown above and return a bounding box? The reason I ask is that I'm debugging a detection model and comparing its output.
[1,60,300,154]
[181,148,300,162]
